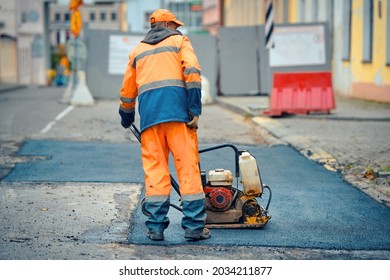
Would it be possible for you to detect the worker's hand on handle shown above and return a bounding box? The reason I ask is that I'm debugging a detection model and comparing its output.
[186,115,199,129]
[119,109,135,129]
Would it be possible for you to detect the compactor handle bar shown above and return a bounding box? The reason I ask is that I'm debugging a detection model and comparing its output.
[129,124,141,142]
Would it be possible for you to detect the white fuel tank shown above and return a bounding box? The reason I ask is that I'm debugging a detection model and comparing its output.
[239,152,262,196]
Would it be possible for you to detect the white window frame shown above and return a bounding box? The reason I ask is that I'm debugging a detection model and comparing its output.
[362,0,373,62]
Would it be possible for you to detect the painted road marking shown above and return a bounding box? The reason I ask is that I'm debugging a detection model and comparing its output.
[40,106,74,134]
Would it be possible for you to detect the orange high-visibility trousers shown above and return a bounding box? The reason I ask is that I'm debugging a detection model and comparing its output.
[141,122,203,200]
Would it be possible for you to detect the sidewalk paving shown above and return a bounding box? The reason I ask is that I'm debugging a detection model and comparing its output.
[217,94,390,208]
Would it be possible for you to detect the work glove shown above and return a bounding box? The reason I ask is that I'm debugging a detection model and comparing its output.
[186,115,199,129]
[119,109,135,129]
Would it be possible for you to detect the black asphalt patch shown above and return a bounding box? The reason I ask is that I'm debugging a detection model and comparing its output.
[4,140,390,250]
[3,140,144,183]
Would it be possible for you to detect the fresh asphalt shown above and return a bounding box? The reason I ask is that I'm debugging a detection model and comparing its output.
[4,139,390,250]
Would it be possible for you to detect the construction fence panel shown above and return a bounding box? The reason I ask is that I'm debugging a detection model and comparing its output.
[188,33,218,101]
[219,26,260,95]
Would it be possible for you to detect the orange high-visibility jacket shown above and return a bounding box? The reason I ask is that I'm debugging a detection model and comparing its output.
[119,27,202,132]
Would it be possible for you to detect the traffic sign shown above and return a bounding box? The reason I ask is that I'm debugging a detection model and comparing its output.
[66,38,87,67]
[70,9,83,37]
[69,0,83,10]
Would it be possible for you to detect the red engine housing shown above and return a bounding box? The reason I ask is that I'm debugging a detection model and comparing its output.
[204,186,233,212]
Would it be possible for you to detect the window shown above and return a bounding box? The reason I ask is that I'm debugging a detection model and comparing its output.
[144,11,153,29]
[362,0,373,62]
[54,12,61,22]
[168,2,189,24]
[283,0,289,23]
[387,0,390,65]
[167,2,202,29]
[299,0,305,22]
[327,0,334,57]
[56,31,60,45]
[327,0,334,31]
[111,12,116,21]
[312,0,318,22]
[90,12,95,21]
[21,12,27,23]
[100,11,106,21]
[64,12,70,22]
[342,0,351,61]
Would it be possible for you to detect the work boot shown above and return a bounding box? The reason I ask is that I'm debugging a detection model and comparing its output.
[146,230,164,241]
[185,228,211,241]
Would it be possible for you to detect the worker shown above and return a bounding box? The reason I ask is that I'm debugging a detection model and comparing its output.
[119,9,210,241]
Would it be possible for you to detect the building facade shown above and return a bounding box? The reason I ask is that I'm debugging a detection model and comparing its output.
[0,0,127,87]
[202,0,222,35]
[204,0,389,103]
[126,0,203,34]
[50,0,127,46]
[288,0,389,103]
[203,0,288,30]
[0,0,18,84]
[0,0,50,85]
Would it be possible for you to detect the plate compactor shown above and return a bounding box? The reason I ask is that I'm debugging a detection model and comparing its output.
[129,124,272,229]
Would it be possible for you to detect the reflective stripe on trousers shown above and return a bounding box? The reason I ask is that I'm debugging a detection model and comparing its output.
[142,122,206,233]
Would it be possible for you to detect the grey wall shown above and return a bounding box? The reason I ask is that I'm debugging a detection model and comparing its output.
[258,26,271,94]
[218,25,270,96]
[85,30,132,99]
[85,30,218,100]
[188,33,218,100]
[219,26,260,95]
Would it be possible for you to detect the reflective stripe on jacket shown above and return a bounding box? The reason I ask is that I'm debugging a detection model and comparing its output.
[119,27,202,132]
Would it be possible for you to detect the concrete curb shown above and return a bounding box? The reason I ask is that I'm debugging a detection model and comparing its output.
[216,96,390,122]
[0,85,26,93]
[251,116,339,170]
[282,115,390,122]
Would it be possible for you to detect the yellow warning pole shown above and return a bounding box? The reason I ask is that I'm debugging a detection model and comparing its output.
[68,0,83,89]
